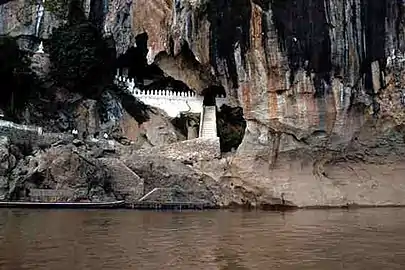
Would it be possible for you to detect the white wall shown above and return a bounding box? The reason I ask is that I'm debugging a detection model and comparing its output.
[115,73,229,118]
[136,94,204,117]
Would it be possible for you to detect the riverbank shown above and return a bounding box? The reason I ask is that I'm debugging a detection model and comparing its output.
[3,200,405,211]
[1,117,405,209]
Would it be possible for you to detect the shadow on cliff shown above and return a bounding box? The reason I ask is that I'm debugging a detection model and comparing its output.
[109,82,152,124]
[46,0,153,125]
[0,35,43,120]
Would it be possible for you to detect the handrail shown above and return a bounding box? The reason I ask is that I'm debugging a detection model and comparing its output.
[0,119,42,134]
[198,106,205,138]
[138,188,160,202]
[212,107,218,137]
[138,187,208,202]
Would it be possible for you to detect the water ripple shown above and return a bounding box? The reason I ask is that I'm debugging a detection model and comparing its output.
[0,209,404,269]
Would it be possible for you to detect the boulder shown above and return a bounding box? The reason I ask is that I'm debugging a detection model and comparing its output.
[133,137,221,164]
[99,158,144,202]
[0,136,15,199]
[7,145,114,202]
[123,151,230,206]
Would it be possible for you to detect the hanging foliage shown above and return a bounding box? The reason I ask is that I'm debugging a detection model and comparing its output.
[0,36,40,118]
[47,1,114,97]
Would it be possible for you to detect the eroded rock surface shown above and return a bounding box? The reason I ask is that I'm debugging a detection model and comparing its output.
[110,0,405,207]
[0,131,226,206]
[123,150,230,207]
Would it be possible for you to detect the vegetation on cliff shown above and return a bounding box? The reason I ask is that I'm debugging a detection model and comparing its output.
[48,1,114,97]
[45,1,153,129]
[0,36,41,118]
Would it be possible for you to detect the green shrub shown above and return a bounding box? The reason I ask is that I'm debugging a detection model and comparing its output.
[29,0,70,20]
[0,36,39,118]
[48,21,113,97]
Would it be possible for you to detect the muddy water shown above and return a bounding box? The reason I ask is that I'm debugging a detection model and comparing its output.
[0,208,404,269]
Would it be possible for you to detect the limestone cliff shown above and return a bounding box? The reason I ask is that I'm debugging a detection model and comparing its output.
[105,0,405,207]
[1,0,405,207]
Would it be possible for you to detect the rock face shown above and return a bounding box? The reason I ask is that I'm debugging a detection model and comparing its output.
[134,137,221,163]
[2,0,405,207]
[7,144,115,202]
[123,150,229,207]
[113,0,405,207]
[0,136,15,199]
[0,130,226,206]
[98,157,144,202]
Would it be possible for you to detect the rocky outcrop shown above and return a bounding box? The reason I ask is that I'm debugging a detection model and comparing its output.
[0,136,15,199]
[133,137,221,163]
[106,0,405,207]
[7,144,114,201]
[99,157,144,202]
[123,150,230,206]
[138,108,186,147]
[0,132,226,206]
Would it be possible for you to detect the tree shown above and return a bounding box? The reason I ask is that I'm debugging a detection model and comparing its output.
[0,36,39,117]
[48,2,114,97]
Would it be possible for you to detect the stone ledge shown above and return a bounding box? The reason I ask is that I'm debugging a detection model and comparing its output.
[134,137,221,163]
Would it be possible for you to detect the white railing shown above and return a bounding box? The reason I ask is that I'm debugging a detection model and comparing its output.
[114,72,226,99]
[114,72,227,118]
[199,106,218,139]
[0,119,43,135]
[131,88,198,98]
[198,106,205,138]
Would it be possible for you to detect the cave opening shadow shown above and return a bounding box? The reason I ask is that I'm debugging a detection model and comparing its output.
[115,33,165,87]
[216,105,246,153]
[202,86,226,106]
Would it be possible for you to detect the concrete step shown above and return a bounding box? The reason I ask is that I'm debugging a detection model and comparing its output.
[200,106,217,139]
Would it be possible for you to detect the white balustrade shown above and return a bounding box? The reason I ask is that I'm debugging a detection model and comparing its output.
[114,70,230,117]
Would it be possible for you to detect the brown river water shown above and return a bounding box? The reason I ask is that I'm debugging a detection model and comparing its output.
[0,208,404,270]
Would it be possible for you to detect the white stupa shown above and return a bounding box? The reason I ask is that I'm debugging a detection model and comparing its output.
[36,41,44,54]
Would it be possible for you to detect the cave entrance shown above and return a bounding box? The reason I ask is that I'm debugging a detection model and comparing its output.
[216,105,246,153]
[202,85,226,106]
[116,33,195,96]
[144,76,190,93]
[116,33,164,87]
[203,92,215,106]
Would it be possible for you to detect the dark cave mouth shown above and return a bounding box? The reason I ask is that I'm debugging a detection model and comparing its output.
[115,33,194,95]
[217,105,246,153]
[202,85,227,106]
[115,33,245,152]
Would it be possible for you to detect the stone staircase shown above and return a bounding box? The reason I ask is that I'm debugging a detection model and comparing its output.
[199,106,217,138]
